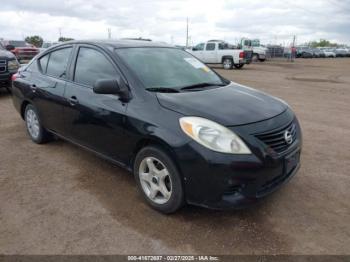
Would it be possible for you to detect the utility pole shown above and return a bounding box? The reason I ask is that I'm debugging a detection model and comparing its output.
[292,35,296,47]
[59,28,62,39]
[186,17,189,48]
[291,35,296,62]
[107,28,112,39]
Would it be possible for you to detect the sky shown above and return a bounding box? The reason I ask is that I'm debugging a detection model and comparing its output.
[1,0,350,46]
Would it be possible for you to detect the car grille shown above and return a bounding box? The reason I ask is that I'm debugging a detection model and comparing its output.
[0,60,6,73]
[255,121,297,153]
[256,165,296,197]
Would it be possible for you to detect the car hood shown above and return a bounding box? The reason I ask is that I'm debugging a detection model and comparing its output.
[156,82,288,126]
[0,49,16,59]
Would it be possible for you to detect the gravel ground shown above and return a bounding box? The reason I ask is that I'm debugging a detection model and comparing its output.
[0,58,349,255]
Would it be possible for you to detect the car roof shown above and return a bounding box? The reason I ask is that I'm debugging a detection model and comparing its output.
[56,39,174,49]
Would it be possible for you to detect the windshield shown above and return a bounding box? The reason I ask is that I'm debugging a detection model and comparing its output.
[9,41,28,47]
[115,47,225,90]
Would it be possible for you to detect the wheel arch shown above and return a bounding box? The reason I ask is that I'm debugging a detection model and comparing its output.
[221,55,233,63]
[130,136,184,177]
[20,100,31,119]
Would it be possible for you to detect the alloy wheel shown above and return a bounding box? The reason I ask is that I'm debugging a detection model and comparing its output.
[138,157,172,205]
[26,109,40,139]
[223,59,232,69]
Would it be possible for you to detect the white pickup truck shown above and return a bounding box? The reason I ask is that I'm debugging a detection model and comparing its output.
[187,40,251,70]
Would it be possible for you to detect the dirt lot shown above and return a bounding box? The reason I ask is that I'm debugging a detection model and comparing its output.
[0,58,349,255]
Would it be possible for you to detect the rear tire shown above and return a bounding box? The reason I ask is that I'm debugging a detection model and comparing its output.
[5,81,12,94]
[24,104,52,144]
[222,58,233,70]
[234,64,244,69]
[134,146,185,214]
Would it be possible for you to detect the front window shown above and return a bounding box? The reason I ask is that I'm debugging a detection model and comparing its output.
[74,47,118,87]
[115,47,226,90]
[193,43,204,51]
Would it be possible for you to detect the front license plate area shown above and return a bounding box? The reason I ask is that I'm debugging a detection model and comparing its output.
[285,150,300,174]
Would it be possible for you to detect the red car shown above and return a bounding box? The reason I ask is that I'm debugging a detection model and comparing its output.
[1,40,39,63]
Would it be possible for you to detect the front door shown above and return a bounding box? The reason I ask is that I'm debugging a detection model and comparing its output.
[63,45,129,163]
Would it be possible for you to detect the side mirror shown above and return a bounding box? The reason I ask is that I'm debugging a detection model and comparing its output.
[93,78,130,101]
[6,45,15,51]
[192,47,197,51]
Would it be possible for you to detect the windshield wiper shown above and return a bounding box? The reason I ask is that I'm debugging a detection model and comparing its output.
[145,87,180,93]
[180,82,226,91]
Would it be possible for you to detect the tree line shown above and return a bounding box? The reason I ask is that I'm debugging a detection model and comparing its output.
[24,35,74,47]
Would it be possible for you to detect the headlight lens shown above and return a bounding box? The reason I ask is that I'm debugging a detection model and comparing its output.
[179,117,251,154]
[8,60,20,71]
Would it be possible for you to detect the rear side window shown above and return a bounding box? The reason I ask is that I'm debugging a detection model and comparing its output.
[39,54,49,73]
[46,47,72,78]
[206,43,216,51]
[74,47,118,87]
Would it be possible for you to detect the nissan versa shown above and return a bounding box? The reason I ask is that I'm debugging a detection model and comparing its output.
[11,40,302,213]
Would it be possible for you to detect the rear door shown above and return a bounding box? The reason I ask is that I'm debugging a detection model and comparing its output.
[203,42,217,63]
[28,46,73,134]
[63,45,129,162]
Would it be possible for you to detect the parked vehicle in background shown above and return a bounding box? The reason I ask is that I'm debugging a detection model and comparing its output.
[323,49,336,58]
[1,40,39,63]
[187,40,251,69]
[39,42,59,52]
[241,38,267,62]
[0,43,20,92]
[345,48,350,57]
[334,48,348,57]
[312,49,325,58]
[296,47,313,58]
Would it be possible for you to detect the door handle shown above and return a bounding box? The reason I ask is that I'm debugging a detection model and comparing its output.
[30,84,37,92]
[69,96,79,106]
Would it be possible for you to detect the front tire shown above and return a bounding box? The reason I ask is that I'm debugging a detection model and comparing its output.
[24,104,52,144]
[134,146,185,214]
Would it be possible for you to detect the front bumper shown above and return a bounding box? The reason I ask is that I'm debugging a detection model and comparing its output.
[175,109,302,209]
[0,72,11,83]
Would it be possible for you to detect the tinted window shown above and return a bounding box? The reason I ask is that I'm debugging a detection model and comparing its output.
[218,43,229,50]
[46,47,72,78]
[74,47,118,87]
[206,43,215,51]
[9,41,28,47]
[39,54,49,73]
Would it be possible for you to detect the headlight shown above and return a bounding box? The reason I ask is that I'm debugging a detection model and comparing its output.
[8,60,20,71]
[179,117,251,154]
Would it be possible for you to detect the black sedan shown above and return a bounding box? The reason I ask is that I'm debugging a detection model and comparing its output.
[11,40,302,213]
